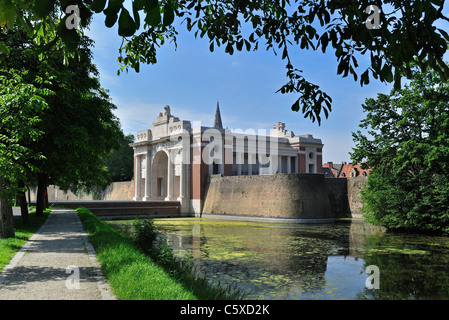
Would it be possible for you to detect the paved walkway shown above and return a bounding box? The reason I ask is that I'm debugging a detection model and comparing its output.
[0,208,115,300]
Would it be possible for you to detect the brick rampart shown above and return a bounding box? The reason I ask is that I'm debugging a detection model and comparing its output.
[202,173,333,220]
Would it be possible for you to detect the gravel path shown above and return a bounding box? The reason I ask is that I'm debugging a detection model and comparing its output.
[0,208,115,300]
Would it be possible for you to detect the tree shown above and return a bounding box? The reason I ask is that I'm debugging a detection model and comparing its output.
[351,64,449,234]
[33,35,122,215]
[0,70,50,237]
[104,134,135,182]
[0,27,123,216]
[1,0,448,124]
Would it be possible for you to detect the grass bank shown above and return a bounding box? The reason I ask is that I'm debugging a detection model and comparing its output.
[0,209,50,271]
[76,207,243,300]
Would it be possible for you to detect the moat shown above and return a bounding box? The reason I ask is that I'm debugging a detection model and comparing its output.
[111,217,449,299]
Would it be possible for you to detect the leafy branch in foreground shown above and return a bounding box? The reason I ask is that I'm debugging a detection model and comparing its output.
[1,0,448,124]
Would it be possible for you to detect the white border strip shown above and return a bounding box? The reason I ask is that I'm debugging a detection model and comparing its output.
[74,211,116,300]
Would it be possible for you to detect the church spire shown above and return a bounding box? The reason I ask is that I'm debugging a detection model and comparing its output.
[213,101,223,129]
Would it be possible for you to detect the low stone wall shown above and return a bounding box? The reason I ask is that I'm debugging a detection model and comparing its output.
[324,178,350,217]
[202,173,333,220]
[324,177,367,217]
[26,175,367,219]
[102,181,135,201]
[28,181,135,202]
[347,177,367,215]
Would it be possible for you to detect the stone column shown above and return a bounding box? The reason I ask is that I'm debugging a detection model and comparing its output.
[248,153,253,175]
[166,150,174,200]
[287,156,292,174]
[143,152,151,201]
[237,152,242,176]
[133,155,141,201]
[223,130,233,176]
[178,151,185,199]
[278,155,283,173]
[191,128,209,215]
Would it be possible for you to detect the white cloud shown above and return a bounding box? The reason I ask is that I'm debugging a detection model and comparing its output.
[111,97,219,135]
[110,96,162,135]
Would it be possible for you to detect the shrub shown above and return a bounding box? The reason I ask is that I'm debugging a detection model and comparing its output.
[133,217,158,254]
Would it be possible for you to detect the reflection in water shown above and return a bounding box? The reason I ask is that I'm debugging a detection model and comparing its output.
[153,218,449,300]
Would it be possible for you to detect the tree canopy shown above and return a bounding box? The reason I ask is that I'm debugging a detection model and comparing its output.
[1,0,448,124]
[351,64,449,234]
[1,27,123,189]
[0,70,51,237]
[104,134,135,182]
[0,26,123,235]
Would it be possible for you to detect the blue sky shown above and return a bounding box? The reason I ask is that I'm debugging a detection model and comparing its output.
[85,10,394,163]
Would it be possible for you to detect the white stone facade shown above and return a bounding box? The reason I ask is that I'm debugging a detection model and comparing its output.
[131,105,324,215]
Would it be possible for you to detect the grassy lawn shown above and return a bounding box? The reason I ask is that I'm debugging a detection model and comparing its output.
[76,207,243,300]
[0,209,50,271]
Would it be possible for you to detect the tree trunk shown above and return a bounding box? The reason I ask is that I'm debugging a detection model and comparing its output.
[0,181,15,239]
[27,188,31,208]
[45,188,49,209]
[36,173,47,216]
[18,180,29,224]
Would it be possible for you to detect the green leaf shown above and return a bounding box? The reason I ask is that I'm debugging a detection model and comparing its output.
[163,1,175,26]
[105,0,124,12]
[360,70,370,86]
[291,99,300,112]
[145,6,160,27]
[225,42,234,55]
[105,12,118,27]
[438,28,449,41]
[236,40,243,51]
[0,0,18,28]
[58,17,81,51]
[382,65,393,83]
[34,0,56,18]
[134,0,146,10]
[133,2,141,30]
[90,0,107,13]
[104,0,123,27]
[0,41,10,54]
[146,0,158,9]
[282,46,288,59]
[244,39,251,51]
[118,8,136,37]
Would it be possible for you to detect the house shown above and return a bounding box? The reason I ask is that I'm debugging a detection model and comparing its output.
[322,162,342,178]
[322,161,370,178]
[337,162,370,178]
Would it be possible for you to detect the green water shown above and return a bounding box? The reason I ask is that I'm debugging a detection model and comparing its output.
[121,217,449,299]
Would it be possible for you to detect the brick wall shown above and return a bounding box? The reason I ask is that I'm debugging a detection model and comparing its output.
[202,173,333,220]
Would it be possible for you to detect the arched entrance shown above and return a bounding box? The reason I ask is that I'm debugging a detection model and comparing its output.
[151,151,168,200]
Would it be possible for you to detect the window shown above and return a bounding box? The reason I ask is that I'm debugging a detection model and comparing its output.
[212,162,219,175]
[309,164,314,173]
